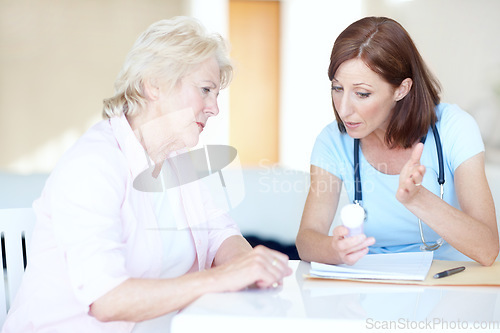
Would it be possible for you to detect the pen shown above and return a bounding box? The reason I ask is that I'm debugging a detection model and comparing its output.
[433,266,465,279]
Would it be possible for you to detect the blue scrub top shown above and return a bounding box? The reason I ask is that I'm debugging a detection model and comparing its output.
[311,103,484,260]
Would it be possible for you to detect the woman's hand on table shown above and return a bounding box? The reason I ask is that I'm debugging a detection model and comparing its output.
[207,245,293,292]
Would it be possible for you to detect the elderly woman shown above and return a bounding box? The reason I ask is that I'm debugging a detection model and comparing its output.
[3,17,291,333]
[296,17,498,267]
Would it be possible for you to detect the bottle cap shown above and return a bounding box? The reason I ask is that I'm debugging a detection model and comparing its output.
[341,204,365,237]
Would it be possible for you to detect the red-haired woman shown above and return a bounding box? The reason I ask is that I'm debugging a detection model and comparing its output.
[296,17,498,267]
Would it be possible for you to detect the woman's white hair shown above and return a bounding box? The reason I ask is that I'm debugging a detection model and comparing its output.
[102,16,233,118]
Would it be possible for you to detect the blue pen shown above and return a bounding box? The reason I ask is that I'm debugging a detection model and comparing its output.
[433,266,466,279]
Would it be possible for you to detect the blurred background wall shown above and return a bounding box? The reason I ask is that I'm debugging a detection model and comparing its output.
[1,0,499,174]
[0,0,186,173]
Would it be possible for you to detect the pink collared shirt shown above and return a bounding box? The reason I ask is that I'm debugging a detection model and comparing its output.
[2,115,241,333]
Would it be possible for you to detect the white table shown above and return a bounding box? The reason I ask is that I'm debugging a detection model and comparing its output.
[171,260,500,332]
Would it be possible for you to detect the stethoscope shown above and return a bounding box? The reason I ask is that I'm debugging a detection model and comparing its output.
[353,124,445,251]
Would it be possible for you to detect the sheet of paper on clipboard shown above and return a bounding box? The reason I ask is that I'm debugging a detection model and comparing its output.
[309,252,434,281]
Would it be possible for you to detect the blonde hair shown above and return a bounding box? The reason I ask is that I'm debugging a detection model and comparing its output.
[103,16,233,118]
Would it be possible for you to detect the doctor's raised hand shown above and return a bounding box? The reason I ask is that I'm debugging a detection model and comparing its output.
[296,16,498,267]
[2,17,291,333]
[396,142,426,204]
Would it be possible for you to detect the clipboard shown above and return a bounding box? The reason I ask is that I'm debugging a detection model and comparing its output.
[307,260,500,286]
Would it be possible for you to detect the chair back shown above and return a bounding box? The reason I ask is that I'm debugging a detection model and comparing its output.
[0,208,35,321]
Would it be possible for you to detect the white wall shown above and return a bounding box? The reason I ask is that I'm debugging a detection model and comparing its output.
[279,0,363,171]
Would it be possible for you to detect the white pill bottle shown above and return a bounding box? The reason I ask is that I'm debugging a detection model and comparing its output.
[340,204,365,237]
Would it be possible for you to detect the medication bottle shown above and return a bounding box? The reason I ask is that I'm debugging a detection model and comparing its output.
[340,204,365,237]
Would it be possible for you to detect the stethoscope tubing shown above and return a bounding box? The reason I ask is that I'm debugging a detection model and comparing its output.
[353,124,444,201]
[353,124,445,251]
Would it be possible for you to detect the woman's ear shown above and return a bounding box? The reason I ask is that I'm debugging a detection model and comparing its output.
[394,78,413,101]
[143,78,160,101]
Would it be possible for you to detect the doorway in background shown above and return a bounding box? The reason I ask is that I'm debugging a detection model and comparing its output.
[229,0,280,166]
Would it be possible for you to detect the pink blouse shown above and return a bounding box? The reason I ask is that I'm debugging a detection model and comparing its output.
[2,115,241,333]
